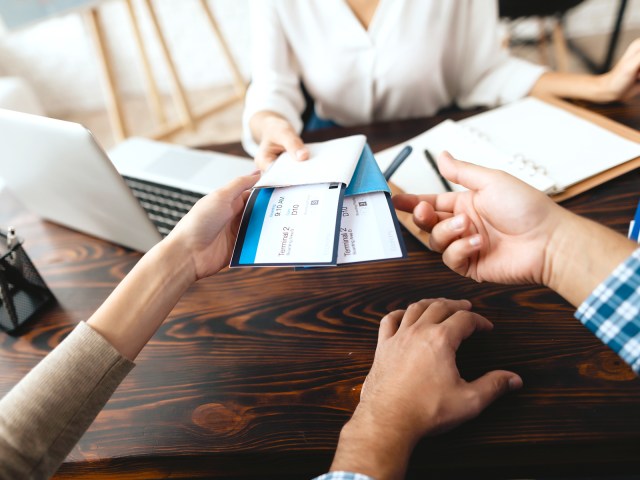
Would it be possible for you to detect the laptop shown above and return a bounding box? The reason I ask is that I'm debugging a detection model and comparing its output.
[0,109,256,251]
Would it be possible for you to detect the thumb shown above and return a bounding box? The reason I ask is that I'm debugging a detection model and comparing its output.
[217,171,261,199]
[437,151,497,191]
[466,370,522,417]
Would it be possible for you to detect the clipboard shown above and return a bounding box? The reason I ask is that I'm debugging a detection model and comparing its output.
[387,94,640,249]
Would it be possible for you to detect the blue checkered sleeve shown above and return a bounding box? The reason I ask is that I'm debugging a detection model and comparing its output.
[575,248,640,374]
[313,472,375,480]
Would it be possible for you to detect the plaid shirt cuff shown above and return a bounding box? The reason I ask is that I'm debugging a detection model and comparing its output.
[313,472,375,480]
[575,248,640,374]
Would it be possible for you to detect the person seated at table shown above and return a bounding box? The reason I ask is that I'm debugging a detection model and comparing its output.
[243,0,640,171]
[0,172,521,479]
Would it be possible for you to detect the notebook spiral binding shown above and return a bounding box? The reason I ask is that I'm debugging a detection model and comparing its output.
[463,125,554,184]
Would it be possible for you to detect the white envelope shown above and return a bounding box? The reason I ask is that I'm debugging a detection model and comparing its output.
[255,135,366,188]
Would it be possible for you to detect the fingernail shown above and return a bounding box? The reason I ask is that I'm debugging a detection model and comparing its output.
[449,215,464,231]
[250,169,261,176]
[461,299,472,309]
[469,235,482,247]
[508,376,523,390]
[295,148,307,160]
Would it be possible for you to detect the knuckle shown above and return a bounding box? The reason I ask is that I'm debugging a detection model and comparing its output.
[406,301,423,312]
[428,326,450,348]
[429,299,450,311]
[416,298,435,308]
[465,390,484,416]
[382,309,403,322]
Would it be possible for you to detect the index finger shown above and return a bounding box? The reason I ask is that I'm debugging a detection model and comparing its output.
[392,192,458,213]
[280,130,309,161]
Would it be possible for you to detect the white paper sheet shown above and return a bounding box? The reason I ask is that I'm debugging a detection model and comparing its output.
[256,135,366,188]
[337,192,405,264]
[375,97,640,196]
[459,97,640,192]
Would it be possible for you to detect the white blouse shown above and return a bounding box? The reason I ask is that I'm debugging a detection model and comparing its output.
[242,0,546,155]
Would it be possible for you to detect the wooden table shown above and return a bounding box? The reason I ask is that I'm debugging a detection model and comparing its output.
[1,99,639,479]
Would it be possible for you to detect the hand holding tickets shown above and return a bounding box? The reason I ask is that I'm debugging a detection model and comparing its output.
[231,136,406,267]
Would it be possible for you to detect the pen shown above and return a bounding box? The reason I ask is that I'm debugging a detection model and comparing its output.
[383,145,413,181]
[6,226,16,262]
[631,200,640,242]
[6,226,16,250]
[424,149,452,192]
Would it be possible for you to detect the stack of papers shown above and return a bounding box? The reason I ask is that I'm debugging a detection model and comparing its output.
[230,136,406,267]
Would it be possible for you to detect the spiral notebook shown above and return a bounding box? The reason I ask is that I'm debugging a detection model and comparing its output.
[375,95,640,247]
[376,96,640,198]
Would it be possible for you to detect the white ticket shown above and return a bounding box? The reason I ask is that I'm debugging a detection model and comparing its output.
[231,183,344,267]
[337,192,405,264]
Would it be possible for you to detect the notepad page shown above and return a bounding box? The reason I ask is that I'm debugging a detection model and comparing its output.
[375,134,456,195]
[459,97,640,192]
[374,120,556,194]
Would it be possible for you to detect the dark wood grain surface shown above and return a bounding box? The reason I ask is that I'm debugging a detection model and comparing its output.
[1,98,639,479]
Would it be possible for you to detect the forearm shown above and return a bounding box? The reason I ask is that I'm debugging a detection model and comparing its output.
[329,409,415,480]
[530,71,613,103]
[0,323,133,479]
[544,211,637,307]
[87,236,196,361]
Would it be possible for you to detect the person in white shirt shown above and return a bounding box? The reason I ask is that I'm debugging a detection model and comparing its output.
[243,0,640,170]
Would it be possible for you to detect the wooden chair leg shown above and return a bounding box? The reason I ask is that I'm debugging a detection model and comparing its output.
[502,27,512,50]
[537,18,551,67]
[84,7,128,142]
[140,0,196,131]
[199,0,246,99]
[552,17,570,72]
[125,0,167,128]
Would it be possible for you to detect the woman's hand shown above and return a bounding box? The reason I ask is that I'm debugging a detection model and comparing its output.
[599,38,640,102]
[531,38,640,103]
[250,112,309,171]
[167,172,260,281]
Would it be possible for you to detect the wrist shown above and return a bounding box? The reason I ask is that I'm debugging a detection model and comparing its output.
[330,408,416,480]
[542,208,579,292]
[543,211,637,307]
[154,235,198,288]
[592,73,617,103]
[250,111,287,142]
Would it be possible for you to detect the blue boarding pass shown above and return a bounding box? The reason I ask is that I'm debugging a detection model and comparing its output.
[230,182,345,267]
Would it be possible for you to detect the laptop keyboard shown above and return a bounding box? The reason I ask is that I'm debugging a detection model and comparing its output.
[122,176,204,237]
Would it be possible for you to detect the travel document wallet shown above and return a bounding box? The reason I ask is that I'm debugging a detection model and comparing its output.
[230,135,406,267]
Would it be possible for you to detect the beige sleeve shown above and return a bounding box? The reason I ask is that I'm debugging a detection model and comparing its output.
[0,322,134,479]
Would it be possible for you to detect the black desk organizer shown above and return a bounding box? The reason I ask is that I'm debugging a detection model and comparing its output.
[0,229,54,333]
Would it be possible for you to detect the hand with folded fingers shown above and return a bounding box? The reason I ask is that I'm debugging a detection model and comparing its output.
[392,152,572,286]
